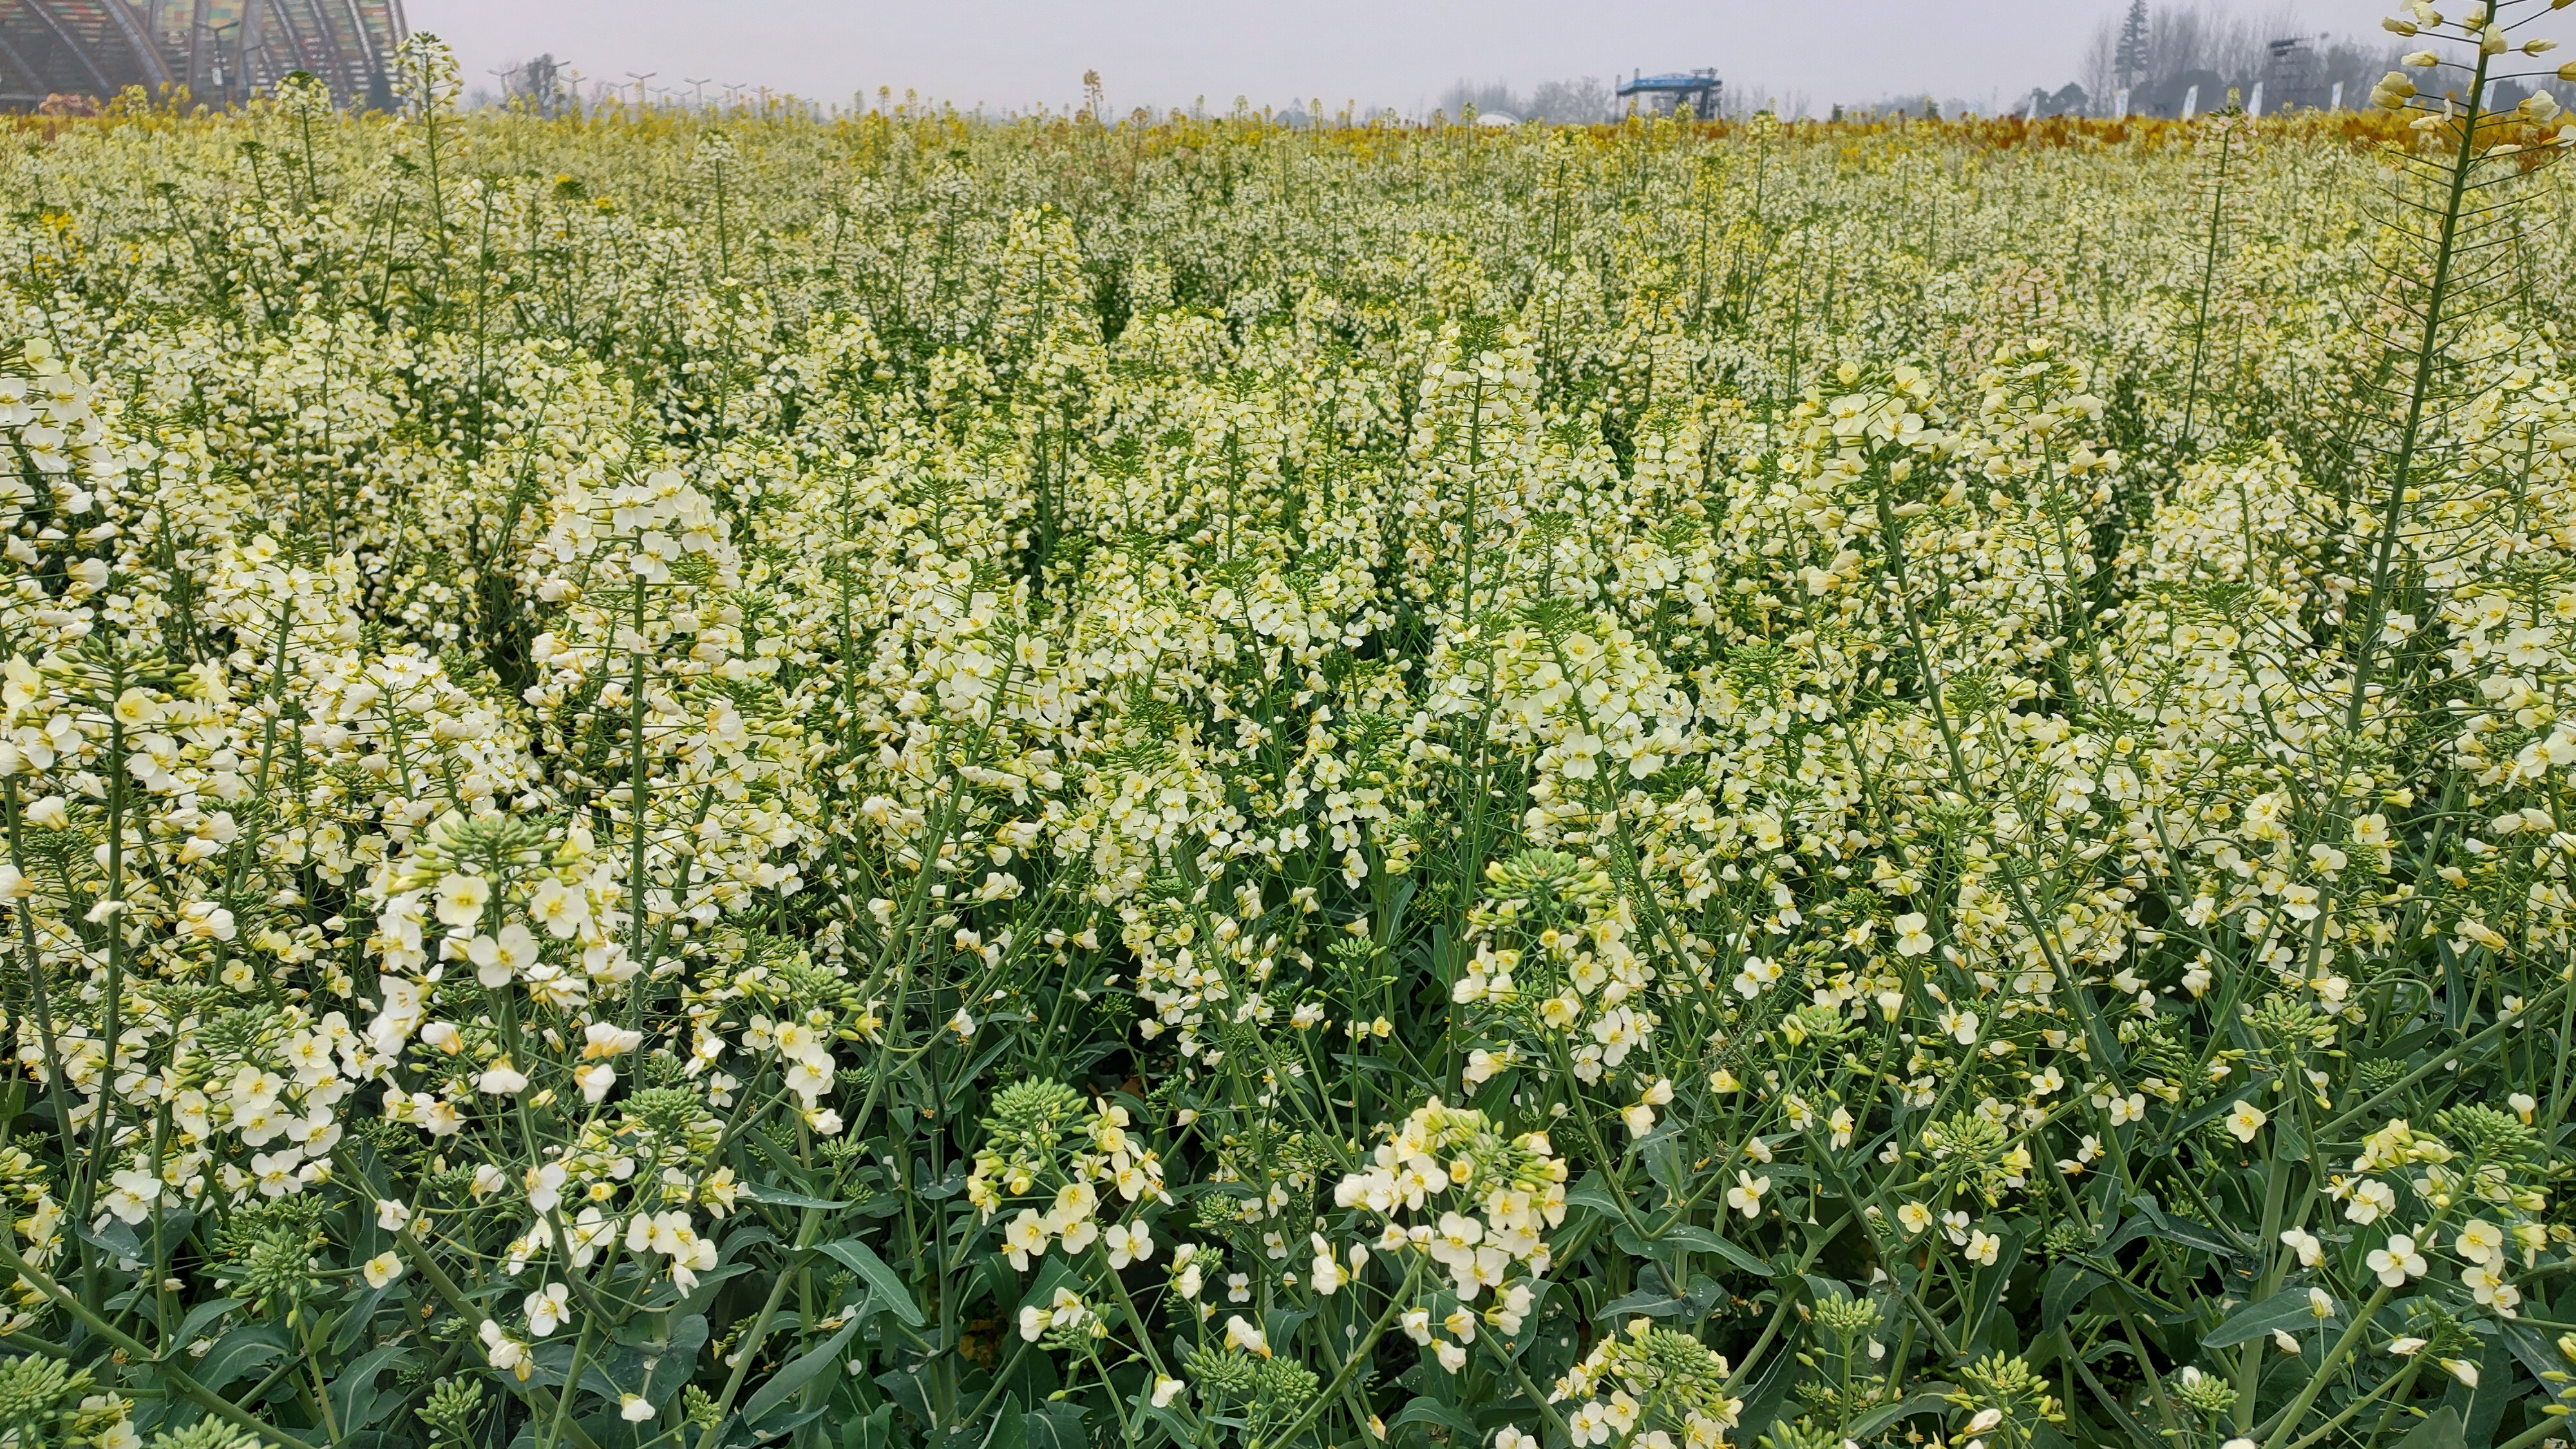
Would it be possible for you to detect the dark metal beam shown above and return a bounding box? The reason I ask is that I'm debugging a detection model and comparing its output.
[22,0,116,95]
[299,0,350,92]
[350,0,391,86]
[234,0,266,98]
[275,0,326,83]
[186,0,211,95]
[336,0,381,88]
[95,0,172,90]
[245,0,316,96]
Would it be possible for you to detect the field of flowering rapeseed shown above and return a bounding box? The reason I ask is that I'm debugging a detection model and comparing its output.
[12,7,2576,1447]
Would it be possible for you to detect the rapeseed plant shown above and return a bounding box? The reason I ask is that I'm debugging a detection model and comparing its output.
[4,11,2576,1446]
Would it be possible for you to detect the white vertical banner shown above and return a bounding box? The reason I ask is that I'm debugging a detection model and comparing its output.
[2248,82,2264,115]
[2183,84,2199,118]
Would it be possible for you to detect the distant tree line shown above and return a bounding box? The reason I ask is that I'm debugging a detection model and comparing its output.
[2069,2,2403,115]
[1435,76,1819,124]
[1435,1,2562,129]
[1434,77,1613,124]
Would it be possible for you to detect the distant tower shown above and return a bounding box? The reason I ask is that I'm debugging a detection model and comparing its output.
[2263,35,2316,111]
[1,0,408,112]
[1616,68,1721,120]
[2114,0,2150,91]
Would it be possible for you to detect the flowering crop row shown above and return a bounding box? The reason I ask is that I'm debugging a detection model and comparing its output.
[3,10,2576,1449]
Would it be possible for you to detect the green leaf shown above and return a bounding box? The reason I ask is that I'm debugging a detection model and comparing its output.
[741,1318,860,1426]
[74,1218,143,1261]
[743,1180,848,1210]
[2392,1406,2467,1449]
[327,1342,416,1432]
[2445,1336,2514,1449]
[1018,1255,1084,1319]
[981,1394,1028,1449]
[1656,1225,1732,1255]
[876,1366,935,1427]
[1960,1228,2025,1341]
[1024,1400,1087,1449]
[331,1283,400,1356]
[1801,1274,1854,1311]
[1264,1304,1317,1353]
[2105,1197,2239,1258]
[1848,1386,1956,1441]
[1501,1279,1562,1361]
[2040,1261,2107,1334]
[1598,1288,1685,1319]
[2501,1316,2561,1387]
[2203,1284,2336,1348]
[1564,1176,1623,1218]
[2074,1355,2166,1449]
[169,1294,245,1349]
[843,1403,895,1449]
[1615,1221,1772,1279]
[1695,1230,1777,1278]
[191,1325,287,1392]
[1727,1332,1804,1446]
[659,1260,755,1315]
[2155,1218,2241,1256]
[1642,1138,1692,1199]
[819,1237,925,1325]
[2277,1113,2310,1162]
[1388,1398,1477,1438]
[1138,1395,1198,1447]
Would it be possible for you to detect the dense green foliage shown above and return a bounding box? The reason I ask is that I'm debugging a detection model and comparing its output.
[6,12,2576,1449]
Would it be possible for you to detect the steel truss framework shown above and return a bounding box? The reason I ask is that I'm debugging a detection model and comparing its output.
[1,0,404,112]
[1618,69,1722,119]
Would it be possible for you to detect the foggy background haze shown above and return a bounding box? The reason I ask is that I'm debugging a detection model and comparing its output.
[408,0,2398,121]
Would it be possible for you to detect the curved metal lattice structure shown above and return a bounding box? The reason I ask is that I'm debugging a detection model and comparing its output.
[1,0,404,113]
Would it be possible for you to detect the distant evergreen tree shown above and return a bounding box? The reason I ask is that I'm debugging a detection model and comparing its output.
[2116,0,2151,88]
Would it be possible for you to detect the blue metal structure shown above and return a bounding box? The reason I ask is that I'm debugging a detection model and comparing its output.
[1616,69,1720,118]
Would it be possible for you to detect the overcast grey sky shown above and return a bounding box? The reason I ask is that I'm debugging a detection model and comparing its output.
[404,0,2133,116]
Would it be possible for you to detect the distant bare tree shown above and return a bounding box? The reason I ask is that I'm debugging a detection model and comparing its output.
[1437,77,1617,124]
[1528,77,1611,123]
[1438,79,1524,120]
[500,54,574,117]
